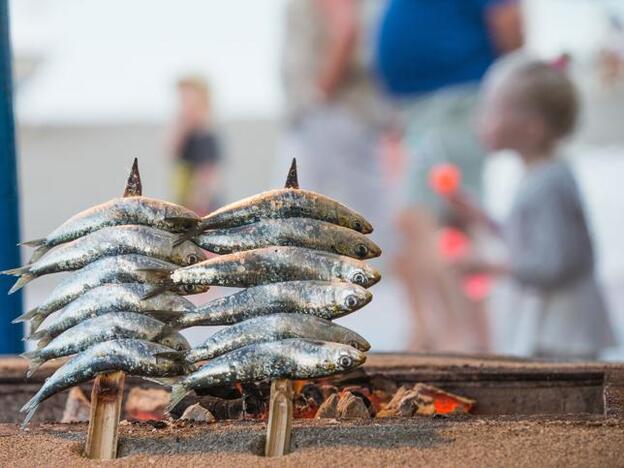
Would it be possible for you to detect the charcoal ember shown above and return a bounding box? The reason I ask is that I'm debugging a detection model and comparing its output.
[293,394,319,419]
[124,387,170,421]
[196,385,242,400]
[242,391,268,418]
[301,383,324,405]
[315,392,339,419]
[336,391,370,419]
[180,403,216,423]
[61,387,90,423]
[197,396,243,420]
[377,384,475,417]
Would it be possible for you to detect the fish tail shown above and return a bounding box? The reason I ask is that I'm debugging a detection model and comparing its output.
[28,329,51,346]
[8,273,35,294]
[20,395,41,429]
[167,384,191,413]
[165,216,200,231]
[2,265,29,276]
[172,231,195,247]
[136,267,173,280]
[20,351,44,378]
[141,285,172,300]
[142,309,183,322]
[12,307,40,324]
[29,314,45,334]
[19,238,46,248]
[27,244,51,264]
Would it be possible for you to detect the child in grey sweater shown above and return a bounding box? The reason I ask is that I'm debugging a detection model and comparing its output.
[451,56,615,359]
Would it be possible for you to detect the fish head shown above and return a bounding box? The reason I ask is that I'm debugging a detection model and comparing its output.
[335,283,372,313]
[173,240,208,266]
[345,261,381,288]
[336,208,373,234]
[330,323,371,352]
[331,344,367,372]
[159,330,191,352]
[339,235,382,260]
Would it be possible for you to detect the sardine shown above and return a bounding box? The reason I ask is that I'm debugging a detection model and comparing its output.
[27,283,197,344]
[22,312,189,377]
[13,255,208,331]
[145,246,381,295]
[20,339,191,428]
[194,217,381,259]
[165,338,366,411]
[175,188,372,245]
[172,280,371,328]
[21,196,199,263]
[3,225,206,293]
[185,314,369,362]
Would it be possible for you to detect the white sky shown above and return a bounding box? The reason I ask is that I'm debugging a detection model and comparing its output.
[9,0,624,125]
[10,0,288,124]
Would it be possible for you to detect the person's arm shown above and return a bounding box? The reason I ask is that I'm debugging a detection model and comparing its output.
[485,1,523,54]
[315,0,357,99]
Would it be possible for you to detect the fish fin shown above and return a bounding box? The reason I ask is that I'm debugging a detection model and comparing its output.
[12,307,40,324]
[20,351,44,378]
[167,384,191,413]
[284,157,299,189]
[26,245,51,264]
[8,273,35,294]
[2,265,30,276]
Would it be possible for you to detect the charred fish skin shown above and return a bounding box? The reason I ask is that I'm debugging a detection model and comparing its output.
[23,313,190,374]
[31,196,199,250]
[170,246,381,289]
[175,339,366,399]
[15,255,208,329]
[185,314,370,362]
[30,284,196,342]
[20,339,190,427]
[173,281,371,328]
[198,189,373,234]
[194,217,381,259]
[18,225,206,278]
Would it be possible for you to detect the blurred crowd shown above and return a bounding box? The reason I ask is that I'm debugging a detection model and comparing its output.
[171,0,618,360]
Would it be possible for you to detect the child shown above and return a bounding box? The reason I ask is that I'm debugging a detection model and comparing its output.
[450,56,615,359]
[169,75,222,216]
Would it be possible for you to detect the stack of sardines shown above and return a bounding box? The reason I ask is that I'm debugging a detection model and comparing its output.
[3,163,207,427]
[153,161,382,411]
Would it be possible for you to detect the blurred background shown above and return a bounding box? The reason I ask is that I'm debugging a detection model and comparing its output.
[6,0,624,359]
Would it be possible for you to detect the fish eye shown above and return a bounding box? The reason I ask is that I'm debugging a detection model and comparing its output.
[344,294,358,308]
[348,340,360,349]
[186,254,199,265]
[183,284,196,294]
[338,355,353,368]
[352,221,363,231]
[355,244,368,258]
[351,272,366,285]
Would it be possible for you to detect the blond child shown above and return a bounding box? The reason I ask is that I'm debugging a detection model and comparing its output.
[451,56,615,359]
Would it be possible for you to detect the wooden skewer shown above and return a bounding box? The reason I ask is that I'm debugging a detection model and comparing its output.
[265,379,294,457]
[264,157,299,457]
[84,158,141,460]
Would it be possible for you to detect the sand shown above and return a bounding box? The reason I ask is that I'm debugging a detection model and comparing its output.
[1,415,623,467]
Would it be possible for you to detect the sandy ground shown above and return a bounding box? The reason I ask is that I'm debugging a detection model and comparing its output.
[0,416,622,467]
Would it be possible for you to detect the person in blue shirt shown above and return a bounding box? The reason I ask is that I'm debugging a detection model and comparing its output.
[375,0,522,352]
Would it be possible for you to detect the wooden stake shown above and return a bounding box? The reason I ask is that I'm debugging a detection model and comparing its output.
[85,158,141,459]
[84,371,126,459]
[264,158,299,457]
[265,379,293,457]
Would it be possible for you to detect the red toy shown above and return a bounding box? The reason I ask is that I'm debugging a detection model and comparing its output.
[428,163,461,196]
